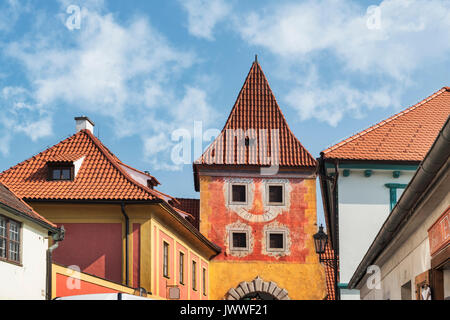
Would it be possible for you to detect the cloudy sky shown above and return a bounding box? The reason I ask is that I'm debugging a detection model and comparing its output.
[1,0,449,226]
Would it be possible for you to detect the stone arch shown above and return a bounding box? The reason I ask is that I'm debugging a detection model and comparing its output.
[225,276,290,300]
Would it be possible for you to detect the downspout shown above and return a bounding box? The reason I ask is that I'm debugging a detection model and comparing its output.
[121,202,130,286]
[333,161,340,300]
[46,226,65,300]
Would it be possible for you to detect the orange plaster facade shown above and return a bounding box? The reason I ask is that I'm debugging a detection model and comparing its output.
[200,174,327,300]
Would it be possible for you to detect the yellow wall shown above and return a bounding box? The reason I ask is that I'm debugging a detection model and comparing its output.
[31,202,212,300]
[209,261,326,300]
[199,176,327,300]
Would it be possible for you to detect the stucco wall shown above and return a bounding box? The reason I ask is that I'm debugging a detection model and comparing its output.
[337,169,415,289]
[0,209,49,300]
[359,169,449,300]
[200,174,326,300]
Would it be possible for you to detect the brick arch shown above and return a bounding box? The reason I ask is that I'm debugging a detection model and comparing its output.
[225,276,290,300]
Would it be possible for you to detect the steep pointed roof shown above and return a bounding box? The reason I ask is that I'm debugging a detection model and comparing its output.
[0,129,173,201]
[195,59,316,168]
[322,87,450,161]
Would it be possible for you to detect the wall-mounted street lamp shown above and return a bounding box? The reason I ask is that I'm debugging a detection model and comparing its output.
[313,225,340,300]
[313,225,328,256]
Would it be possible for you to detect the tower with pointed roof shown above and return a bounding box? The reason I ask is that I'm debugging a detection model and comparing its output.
[193,58,327,300]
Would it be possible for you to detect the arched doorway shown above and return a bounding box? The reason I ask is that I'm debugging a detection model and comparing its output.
[241,291,278,300]
[225,276,290,300]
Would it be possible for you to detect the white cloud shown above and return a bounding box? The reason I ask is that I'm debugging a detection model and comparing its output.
[237,0,450,79]
[234,0,450,125]
[0,86,52,155]
[179,0,231,40]
[2,4,218,169]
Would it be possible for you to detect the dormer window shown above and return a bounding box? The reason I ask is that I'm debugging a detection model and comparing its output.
[49,166,73,181]
[46,154,84,182]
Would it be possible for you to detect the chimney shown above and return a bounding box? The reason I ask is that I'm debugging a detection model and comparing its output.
[75,116,95,134]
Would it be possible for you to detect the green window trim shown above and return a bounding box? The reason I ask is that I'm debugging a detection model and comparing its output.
[385,183,408,211]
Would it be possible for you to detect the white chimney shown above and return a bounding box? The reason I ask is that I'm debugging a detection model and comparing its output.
[75,116,95,134]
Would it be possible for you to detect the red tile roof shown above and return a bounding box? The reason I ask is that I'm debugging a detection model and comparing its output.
[0,182,57,229]
[322,243,338,300]
[195,60,316,168]
[323,87,450,161]
[0,129,171,201]
[171,198,200,229]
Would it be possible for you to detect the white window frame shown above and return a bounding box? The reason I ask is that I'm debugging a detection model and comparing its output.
[229,183,248,205]
[266,230,287,253]
[229,230,250,251]
[265,183,285,206]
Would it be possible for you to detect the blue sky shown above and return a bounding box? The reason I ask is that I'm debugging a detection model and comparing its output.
[1,0,450,227]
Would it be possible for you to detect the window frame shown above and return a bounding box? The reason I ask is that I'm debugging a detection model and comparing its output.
[179,251,185,285]
[229,230,250,251]
[229,183,248,205]
[163,241,170,279]
[0,214,22,266]
[266,230,287,253]
[202,267,207,296]
[192,260,197,291]
[266,183,285,206]
[47,164,74,181]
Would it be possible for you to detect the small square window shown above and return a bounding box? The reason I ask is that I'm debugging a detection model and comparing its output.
[232,232,247,248]
[267,231,286,252]
[229,231,249,251]
[269,233,284,249]
[231,184,247,203]
[268,185,283,204]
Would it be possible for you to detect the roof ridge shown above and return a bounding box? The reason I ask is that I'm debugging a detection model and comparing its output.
[322,87,449,155]
[81,130,169,201]
[0,133,78,178]
[197,60,316,166]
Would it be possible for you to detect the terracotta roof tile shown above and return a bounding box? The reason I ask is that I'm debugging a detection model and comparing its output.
[0,130,165,201]
[0,182,56,228]
[195,60,316,168]
[171,198,200,229]
[323,243,338,300]
[323,87,450,161]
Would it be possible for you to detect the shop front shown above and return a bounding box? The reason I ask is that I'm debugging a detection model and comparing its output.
[427,206,450,300]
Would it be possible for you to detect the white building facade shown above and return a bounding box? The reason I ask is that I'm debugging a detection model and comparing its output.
[349,117,450,300]
[319,87,450,299]
[0,183,60,300]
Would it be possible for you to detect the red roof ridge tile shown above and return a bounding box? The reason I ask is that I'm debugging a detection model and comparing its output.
[0,134,78,179]
[81,129,169,201]
[322,87,449,156]
[196,60,316,167]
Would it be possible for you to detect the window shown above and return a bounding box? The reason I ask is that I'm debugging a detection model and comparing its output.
[385,183,407,211]
[192,261,197,291]
[269,233,284,249]
[266,231,287,252]
[401,281,412,300]
[163,242,169,278]
[231,231,248,250]
[0,215,21,264]
[267,184,284,204]
[49,166,73,181]
[179,252,184,285]
[231,184,247,204]
[202,268,207,296]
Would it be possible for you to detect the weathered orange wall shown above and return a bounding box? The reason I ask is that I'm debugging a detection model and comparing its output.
[200,175,327,300]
